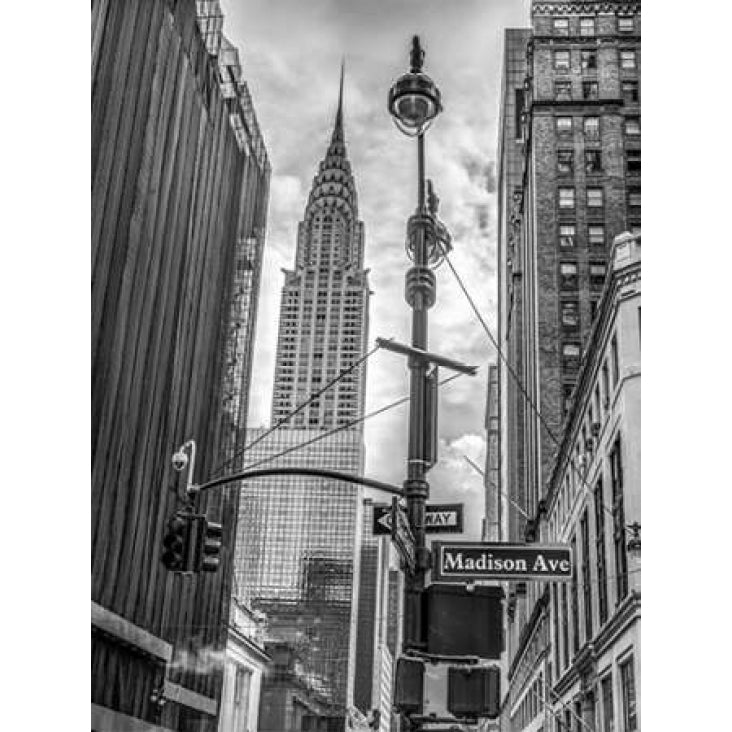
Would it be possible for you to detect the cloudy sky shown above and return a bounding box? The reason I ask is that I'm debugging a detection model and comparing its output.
[221,0,532,542]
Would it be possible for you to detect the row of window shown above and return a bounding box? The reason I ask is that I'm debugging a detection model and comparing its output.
[559,223,606,248]
[546,657,636,732]
[556,115,640,138]
[553,48,638,71]
[554,78,637,102]
[558,186,641,210]
[558,260,606,291]
[551,16,636,36]
[556,148,640,176]
[552,438,629,674]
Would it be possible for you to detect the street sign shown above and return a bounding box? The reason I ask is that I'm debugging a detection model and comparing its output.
[392,498,415,571]
[372,503,464,535]
[432,542,573,582]
[424,503,463,533]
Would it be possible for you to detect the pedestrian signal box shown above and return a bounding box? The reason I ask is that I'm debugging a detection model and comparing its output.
[447,666,500,719]
[394,657,424,714]
[424,584,504,659]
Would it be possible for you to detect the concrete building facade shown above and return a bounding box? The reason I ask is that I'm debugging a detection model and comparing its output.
[91,1,269,729]
[507,233,640,731]
[218,601,270,732]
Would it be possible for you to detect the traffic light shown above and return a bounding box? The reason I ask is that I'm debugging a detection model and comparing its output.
[161,513,193,571]
[197,518,223,573]
[447,666,500,719]
[394,657,424,715]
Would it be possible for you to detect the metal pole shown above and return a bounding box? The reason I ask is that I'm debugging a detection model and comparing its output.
[403,131,431,651]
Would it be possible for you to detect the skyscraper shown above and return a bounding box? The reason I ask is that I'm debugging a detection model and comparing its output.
[91,2,270,730]
[234,70,371,732]
[495,2,641,729]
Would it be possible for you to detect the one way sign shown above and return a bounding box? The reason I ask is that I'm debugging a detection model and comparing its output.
[372,503,464,535]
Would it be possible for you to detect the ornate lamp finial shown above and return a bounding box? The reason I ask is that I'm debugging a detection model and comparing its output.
[410,35,425,73]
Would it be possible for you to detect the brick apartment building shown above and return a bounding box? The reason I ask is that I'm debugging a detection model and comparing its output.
[494,1,640,729]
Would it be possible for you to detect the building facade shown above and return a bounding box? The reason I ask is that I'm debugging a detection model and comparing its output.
[233,76,372,732]
[353,500,400,732]
[218,600,271,732]
[508,233,640,732]
[495,3,640,730]
[92,1,269,729]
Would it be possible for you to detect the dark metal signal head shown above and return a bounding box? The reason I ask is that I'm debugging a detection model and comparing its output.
[161,514,189,571]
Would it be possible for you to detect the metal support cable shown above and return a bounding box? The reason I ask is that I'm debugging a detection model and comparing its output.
[440,246,635,534]
[211,342,381,477]
[237,371,467,474]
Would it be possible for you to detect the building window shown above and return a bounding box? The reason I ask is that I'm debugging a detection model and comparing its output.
[559,187,576,209]
[587,188,604,208]
[232,666,252,732]
[560,262,578,290]
[557,149,574,175]
[585,149,603,174]
[562,301,580,329]
[570,536,580,654]
[563,383,574,417]
[556,116,573,136]
[560,583,570,669]
[601,675,615,732]
[560,224,576,247]
[582,80,599,99]
[610,438,629,602]
[590,262,606,288]
[562,343,581,371]
[625,117,641,136]
[620,658,638,731]
[581,509,593,641]
[515,88,526,140]
[621,80,639,103]
[594,478,608,624]
[584,116,600,139]
[620,49,637,69]
[581,49,598,70]
[589,224,605,246]
[618,16,634,32]
[556,80,572,100]
[554,17,570,35]
[627,187,641,208]
[580,17,596,36]
[554,50,571,70]
[611,335,620,385]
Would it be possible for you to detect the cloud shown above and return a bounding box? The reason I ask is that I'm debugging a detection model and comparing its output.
[220,0,529,504]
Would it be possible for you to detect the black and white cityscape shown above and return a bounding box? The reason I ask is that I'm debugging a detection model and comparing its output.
[91,1,641,731]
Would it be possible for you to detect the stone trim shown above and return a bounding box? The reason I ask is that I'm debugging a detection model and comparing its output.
[91,703,175,732]
[91,602,172,663]
[162,680,218,717]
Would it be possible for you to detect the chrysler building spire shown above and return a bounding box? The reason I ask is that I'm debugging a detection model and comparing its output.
[270,65,370,430]
[333,59,345,143]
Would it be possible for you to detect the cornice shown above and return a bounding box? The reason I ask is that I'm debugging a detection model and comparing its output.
[532,2,641,15]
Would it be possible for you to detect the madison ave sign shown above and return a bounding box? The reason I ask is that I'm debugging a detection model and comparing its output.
[372,503,464,535]
[432,542,573,582]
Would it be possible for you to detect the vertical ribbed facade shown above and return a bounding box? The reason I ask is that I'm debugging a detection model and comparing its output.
[234,76,370,732]
[91,1,269,730]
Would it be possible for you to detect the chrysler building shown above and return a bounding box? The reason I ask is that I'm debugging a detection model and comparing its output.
[271,69,370,430]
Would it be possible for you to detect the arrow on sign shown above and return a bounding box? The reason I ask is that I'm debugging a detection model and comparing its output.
[372,503,464,535]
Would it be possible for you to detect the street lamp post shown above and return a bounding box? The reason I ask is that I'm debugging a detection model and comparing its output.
[388,36,447,653]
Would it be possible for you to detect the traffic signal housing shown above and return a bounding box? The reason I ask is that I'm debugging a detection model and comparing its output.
[161,513,194,572]
[447,666,500,719]
[394,657,424,715]
[197,517,223,573]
